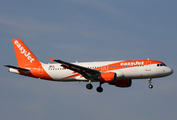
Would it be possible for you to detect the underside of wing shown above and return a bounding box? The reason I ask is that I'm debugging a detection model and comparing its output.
[50,58,100,80]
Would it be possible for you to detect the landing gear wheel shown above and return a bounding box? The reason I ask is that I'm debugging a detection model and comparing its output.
[96,86,103,93]
[149,84,153,89]
[148,78,153,89]
[86,84,93,90]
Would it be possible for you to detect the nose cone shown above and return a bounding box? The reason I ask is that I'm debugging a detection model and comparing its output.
[166,67,173,75]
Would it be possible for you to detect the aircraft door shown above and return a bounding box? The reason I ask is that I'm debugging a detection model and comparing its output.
[146,61,151,71]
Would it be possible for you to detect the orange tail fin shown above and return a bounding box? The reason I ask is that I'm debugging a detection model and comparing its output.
[12,39,41,67]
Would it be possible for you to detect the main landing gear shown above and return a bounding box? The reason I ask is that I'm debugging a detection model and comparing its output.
[96,82,103,93]
[86,80,93,90]
[148,78,153,89]
[86,80,104,93]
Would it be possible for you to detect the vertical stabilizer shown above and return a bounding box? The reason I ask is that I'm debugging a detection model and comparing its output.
[12,39,41,67]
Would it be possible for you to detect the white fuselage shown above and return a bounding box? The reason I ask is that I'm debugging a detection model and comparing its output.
[41,61,173,82]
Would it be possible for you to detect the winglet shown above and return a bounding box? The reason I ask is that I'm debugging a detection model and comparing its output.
[50,57,55,62]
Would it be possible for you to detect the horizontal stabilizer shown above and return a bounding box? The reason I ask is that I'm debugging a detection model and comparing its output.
[4,65,30,72]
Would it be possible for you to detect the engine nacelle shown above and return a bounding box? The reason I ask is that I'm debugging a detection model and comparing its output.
[99,72,117,83]
[115,79,132,88]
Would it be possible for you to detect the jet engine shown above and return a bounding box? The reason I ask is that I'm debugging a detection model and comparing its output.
[114,79,132,87]
[99,72,117,83]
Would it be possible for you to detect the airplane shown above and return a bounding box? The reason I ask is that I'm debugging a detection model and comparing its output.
[4,39,173,93]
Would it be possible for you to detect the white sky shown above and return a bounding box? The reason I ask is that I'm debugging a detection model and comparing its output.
[1,0,177,120]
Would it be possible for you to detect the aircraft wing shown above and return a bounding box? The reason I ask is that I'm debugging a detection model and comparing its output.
[50,58,100,80]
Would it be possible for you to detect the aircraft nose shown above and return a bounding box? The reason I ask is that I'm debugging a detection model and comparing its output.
[167,67,173,75]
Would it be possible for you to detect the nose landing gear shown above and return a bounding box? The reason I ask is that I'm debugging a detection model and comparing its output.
[149,84,153,89]
[148,78,153,89]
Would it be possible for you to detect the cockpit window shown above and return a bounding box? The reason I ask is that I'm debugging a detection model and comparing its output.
[157,64,167,67]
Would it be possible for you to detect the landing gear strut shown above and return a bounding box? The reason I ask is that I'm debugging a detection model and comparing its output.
[148,78,153,89]
[86,80,93,90]
[96,82,104,93]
